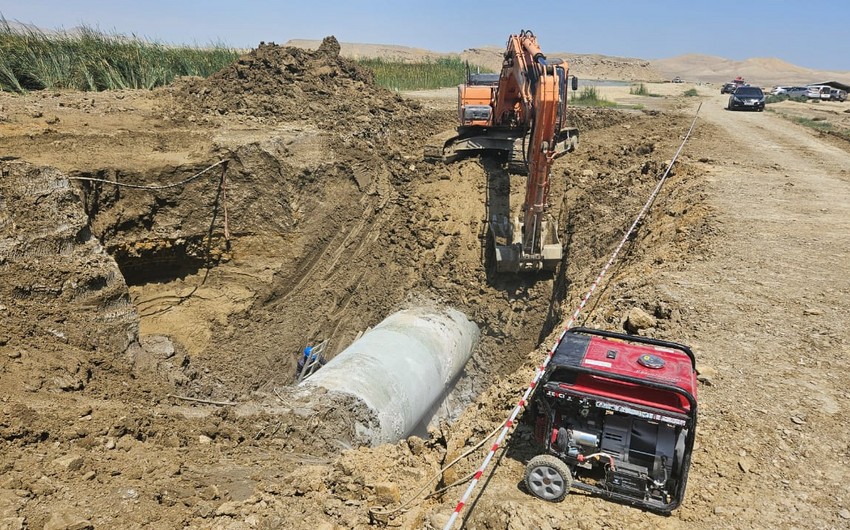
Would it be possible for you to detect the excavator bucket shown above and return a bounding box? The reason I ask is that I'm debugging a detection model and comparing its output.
[489,214,562,273]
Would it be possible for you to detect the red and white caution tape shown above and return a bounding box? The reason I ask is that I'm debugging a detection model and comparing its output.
[442,104,701,529]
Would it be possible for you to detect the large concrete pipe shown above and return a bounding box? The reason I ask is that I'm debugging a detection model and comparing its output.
[300,306,480,445]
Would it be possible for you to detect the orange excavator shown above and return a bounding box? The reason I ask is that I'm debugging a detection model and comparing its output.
[425,30,579,273]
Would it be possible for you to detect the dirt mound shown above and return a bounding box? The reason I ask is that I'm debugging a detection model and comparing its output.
[174,36,409,126]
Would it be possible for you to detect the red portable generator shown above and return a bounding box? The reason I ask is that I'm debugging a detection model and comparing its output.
[526,327,697,513]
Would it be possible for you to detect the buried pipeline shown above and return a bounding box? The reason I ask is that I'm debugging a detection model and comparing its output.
[300,306,480,445]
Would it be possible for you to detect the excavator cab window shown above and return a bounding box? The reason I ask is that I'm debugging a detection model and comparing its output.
[469,73,500,86]
[463,105,492,122]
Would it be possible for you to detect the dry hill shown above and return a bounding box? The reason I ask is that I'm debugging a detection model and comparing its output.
[653,53,850,86]
[288,39,850,87]
[285,39,662,81]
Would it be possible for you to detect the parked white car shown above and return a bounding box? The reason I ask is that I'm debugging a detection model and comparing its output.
[807,85,833,100]
[830,88,847,102]
[773,86,809,98]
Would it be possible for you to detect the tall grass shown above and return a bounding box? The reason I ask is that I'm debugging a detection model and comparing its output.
[629,83,662,97]
[791,116,833,132]
[629,83,649,96]
[357,57,489,91]
[0,20,489,93]
[570,86,616,107]
[0,18,240,92]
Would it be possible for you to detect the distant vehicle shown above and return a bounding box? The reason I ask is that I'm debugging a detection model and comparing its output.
[830,88,847,102]
[785,87,810,98]
[721,77,747,94]
[672,76,683,83]
[727,86,765,111]
[773,86,809,98]
[721,83,738,94]
[807,85,832,101]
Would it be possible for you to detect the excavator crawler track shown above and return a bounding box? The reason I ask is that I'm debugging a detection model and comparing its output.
[423,130,462,164]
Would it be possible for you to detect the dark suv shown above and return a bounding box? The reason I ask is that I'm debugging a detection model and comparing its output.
[720,83,738,94]
[727,86,765,111]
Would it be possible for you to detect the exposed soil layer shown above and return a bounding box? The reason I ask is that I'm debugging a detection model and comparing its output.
[3,42,847,529]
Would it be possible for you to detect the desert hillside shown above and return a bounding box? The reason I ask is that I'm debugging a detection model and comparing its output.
[286,39,662,81]
[288,39,850,86]
[653,54,850,86]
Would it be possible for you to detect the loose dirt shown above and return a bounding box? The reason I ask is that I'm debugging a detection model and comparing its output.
[1,40,848,530]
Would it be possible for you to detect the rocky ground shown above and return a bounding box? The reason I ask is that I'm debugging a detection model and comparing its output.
[1,39,849,529]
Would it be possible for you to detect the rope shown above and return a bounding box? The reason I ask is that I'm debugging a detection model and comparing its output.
[221,162,231,241]
[442,103,702,529]
[367,419,506,522]
[68,159,228,190]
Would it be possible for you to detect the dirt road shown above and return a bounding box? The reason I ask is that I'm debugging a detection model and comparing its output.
[665,94,850,528]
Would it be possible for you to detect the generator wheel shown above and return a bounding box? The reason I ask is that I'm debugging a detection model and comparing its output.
[525,454,572,502]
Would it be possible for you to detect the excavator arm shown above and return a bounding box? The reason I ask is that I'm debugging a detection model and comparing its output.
[424,30,578,273]
[493,30,577,272]
[523,65,562,260]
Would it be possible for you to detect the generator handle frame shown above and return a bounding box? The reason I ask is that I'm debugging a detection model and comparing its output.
[567,327,696,369]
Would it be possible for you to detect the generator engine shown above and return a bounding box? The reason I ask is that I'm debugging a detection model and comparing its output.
[542,395,687,502]
[525,328,697,513]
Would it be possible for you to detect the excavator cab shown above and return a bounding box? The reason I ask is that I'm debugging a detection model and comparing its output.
[459,69,499,127]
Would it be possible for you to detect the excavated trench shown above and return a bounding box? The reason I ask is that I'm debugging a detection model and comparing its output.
[67,149,564,444]
[0,40,721,528]
[48,106,707,450]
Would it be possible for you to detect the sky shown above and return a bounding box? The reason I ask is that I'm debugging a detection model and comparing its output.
[1,0,848,71]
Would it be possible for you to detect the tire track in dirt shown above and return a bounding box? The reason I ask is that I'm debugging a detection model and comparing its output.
[275,193,399,354]
[277,192,395,306]
[274,209,366,303]
[320,196,396,281]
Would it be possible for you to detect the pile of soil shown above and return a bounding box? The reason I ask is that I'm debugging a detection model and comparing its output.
[173,36,409,128]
